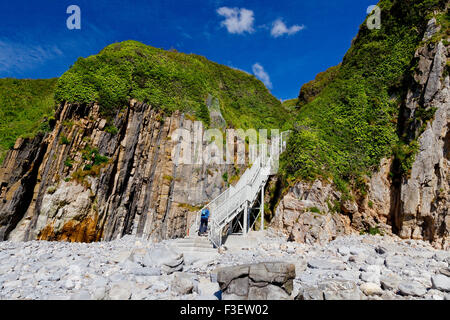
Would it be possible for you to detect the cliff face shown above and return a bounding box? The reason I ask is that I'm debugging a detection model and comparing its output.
[0,40,286,244]
[0,100,238,242]
[272,27,449,249]
[397,39,449,245]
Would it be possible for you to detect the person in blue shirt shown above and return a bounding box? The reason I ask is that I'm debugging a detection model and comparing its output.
[199,207,210,236]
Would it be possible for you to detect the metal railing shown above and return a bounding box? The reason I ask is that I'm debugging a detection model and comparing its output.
[188,131,290,247]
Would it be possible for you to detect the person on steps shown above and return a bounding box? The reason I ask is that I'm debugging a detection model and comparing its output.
[199,207,210,236]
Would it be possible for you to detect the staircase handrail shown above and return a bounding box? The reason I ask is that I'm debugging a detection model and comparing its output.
[188,131,291,242]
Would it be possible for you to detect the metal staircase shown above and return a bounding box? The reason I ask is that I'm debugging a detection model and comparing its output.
[188,132,290,248]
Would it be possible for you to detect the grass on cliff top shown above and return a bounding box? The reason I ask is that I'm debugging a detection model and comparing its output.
[297,65,341,109]
[280,0,447,194]
[55,41,286,130]
[0,78,57,164]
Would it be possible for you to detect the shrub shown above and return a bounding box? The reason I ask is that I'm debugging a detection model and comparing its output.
[163,175,174,182]
[104,124,119,135]
[0,78,57,165]
[64,158,73,168]
[310,207,322,214]
[222,172,228,183]
[47,186,57,194]
[369,226,382,236]
[60,135,71,145]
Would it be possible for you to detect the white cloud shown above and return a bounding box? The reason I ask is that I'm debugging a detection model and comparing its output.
[0,40,63,74]
[217,7,255,34]
[270,19,305,38]
[252,63,272,89]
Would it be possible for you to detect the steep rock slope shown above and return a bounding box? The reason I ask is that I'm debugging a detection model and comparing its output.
[0,42,285,242]
[0,78,57,164]
[0,100,239,241]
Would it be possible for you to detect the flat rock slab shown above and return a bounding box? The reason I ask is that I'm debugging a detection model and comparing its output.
[431,274,450,292]
[307,259,345,270]
[380,274,401,291]
[360,283,383,296]
[398,281,427,297]
[385,256,407,269]
[295,286,324,300]
[216,262,295,300]
[318,280,361,300]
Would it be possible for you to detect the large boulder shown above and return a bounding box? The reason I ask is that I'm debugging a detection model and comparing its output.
[431,274,450,292]
[170,272,197,295]
[142,245,184,274]
[216,262,295,300]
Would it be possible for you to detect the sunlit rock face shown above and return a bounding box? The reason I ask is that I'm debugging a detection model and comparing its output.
[273,36,449,250]
[0,100,240,242]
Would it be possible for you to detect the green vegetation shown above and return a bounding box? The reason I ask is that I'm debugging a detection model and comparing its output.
[60,135,71,145]
[104,124,119,135]
[222,172,229,183]
[178,203,204,212]
[70,145,110,186]
[81,145,109,166]
[327,200,342,214]
[297,65,341,108]
[64,158,74,168]
[281,0,447,193]
[163,175,174,182]
[281,98,300,119]
[425,10,450,45]
[0,78,57,164]
[309,207,322,214]
[361,226,384,236]
[281,98,299,112]
[55,40,286,130]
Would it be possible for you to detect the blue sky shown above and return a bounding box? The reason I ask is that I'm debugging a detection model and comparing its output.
[0,0,376,100]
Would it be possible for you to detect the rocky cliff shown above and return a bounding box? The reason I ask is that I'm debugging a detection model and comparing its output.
[0,100,240,242]
[273,15,449,249]
[0,39,289,243]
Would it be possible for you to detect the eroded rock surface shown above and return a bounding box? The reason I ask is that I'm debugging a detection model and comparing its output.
[216,262,295,300]
[0,101,242,242]
[272,37,449,249]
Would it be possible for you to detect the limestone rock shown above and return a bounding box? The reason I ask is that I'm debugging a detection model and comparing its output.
[170,272,197,295]
[360,283,384,296]
[295,287,324,300]
[196,277,220,297]
[0,101,237,242]
[398,281,427,297]
[431,274,450,292]
[143,246,184,274]
[216,262,295,300]
[307,259,345,271]
[318,280,361,300]
[271,180,353,245]
[109,281,133,300]
[380,274,401,291]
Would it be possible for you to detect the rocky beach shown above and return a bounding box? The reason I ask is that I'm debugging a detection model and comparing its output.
[0,231,449,300]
